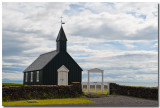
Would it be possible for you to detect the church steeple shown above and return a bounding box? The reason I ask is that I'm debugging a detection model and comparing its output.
[56,26,67,52]
[56,26,67,42]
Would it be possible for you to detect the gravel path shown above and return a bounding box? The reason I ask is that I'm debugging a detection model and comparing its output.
[29,95,158,107]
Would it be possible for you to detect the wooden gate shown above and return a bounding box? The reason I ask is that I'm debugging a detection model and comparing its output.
[82,82,110,95]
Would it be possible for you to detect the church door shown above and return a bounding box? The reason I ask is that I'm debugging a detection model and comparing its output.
[57,65,69,85]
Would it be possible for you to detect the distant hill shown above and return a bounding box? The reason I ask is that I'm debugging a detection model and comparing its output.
[2,79,23,83]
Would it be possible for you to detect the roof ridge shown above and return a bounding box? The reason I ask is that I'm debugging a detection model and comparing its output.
[40,50,57,56]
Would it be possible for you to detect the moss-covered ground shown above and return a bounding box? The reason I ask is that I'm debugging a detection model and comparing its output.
[3,98,94,106]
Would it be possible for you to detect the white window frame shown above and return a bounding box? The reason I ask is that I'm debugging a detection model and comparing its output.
[36,71,39,82]
[25,72,28,82]
[31,72,33,82]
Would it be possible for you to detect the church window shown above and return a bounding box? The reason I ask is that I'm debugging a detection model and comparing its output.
[31,72,33,82]
[36,71,39,82]
[25,72,28,82]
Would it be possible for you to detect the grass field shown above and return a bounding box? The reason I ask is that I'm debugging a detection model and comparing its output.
[120,85,158,89]
[2,83,23,86]
[83,88,108,95]
[138,86,158,89]
[2,98,94,106]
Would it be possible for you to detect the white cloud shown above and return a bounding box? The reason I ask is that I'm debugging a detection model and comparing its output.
[2,2,158,83]
[65,2,157,39]
[152,43,158,48]
[3,72,23,80]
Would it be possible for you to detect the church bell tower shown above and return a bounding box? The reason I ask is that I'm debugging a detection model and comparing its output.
[56,26,67,52]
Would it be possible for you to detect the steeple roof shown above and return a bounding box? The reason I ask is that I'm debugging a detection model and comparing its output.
[56,26,67,42]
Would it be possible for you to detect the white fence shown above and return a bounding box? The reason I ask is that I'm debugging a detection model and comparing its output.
[82,82,110,95]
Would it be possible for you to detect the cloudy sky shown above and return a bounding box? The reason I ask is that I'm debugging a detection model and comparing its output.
[2,2,158,82]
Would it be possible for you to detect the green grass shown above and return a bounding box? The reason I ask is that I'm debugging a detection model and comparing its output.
[140,86,158,89]
[83,88,108,95]
[2,98,94,106]
[120,85,158,89]
[2,83,23,86]
[83,88,107,92]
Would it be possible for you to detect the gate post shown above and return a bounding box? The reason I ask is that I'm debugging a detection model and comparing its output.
[101,71,104,93]
[87,71,90,93]
[82,82,83,92]
[108,82,110,95]
[95,82,97,92]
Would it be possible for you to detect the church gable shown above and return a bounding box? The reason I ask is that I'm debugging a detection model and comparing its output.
[44,52,82,72]
[65,52,83,71]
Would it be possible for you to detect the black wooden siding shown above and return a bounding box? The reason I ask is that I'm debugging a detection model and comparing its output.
[57,41,66,52]
[23,51,82,85]
[42,52,82,85]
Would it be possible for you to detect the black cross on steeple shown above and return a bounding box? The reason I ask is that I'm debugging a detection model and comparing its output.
[60,16,65,25]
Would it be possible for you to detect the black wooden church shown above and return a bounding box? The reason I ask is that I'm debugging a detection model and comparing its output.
[23,26,82,85]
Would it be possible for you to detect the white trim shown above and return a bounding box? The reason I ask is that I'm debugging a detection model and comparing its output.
[88,68,103,72]
[31,72,33,82]
[57,65,69,72]
[57,65,69,85]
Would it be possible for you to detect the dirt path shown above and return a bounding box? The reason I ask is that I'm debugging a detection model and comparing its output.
[27,95,158,107]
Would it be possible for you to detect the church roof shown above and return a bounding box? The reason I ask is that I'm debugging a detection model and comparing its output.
[56,26,67,41]
[24,50,58,72]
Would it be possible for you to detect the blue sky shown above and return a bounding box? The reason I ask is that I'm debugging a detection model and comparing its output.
[2,2,158,82]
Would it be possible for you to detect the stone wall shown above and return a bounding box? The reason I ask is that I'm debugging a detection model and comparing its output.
[3,83,82,101]
[109,83,158,100]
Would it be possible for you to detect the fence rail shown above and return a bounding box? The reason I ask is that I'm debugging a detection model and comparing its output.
[82,82,110,94]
